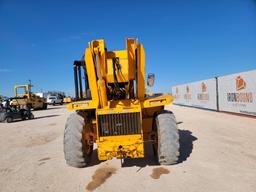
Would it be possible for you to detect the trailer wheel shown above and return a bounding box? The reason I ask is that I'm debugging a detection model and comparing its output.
[154,110,180,165]
[64,112,93,168]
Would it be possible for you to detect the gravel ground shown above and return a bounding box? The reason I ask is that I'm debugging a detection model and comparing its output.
[0,104,255,192]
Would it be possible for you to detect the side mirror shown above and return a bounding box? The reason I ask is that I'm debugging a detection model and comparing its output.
[147,73,155,87]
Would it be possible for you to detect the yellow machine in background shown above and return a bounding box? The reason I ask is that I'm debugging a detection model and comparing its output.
[64,38,179,167]
[10,84,47,110]
[63,96,72,103]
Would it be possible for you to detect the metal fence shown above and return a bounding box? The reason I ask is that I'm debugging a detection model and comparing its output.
[171,70,256,116]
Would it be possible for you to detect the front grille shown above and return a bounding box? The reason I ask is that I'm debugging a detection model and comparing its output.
[98,112,141,136]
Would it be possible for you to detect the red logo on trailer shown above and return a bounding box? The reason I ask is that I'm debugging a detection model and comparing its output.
[201,82,207,92]
[184,85,191,100]
[236,76,246,91]
[198,82,209,101]
[227,76,253,103]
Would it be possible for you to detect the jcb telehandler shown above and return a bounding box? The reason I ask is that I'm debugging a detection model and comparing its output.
[64,38,179,167]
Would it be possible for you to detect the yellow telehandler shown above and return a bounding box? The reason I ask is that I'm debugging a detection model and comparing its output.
[64,38,179,167]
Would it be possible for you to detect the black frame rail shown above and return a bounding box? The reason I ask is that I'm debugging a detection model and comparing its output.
[73,60,89,101]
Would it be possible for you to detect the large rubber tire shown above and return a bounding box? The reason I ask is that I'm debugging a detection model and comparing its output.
[64,112,92,168]
[155,110,180,165]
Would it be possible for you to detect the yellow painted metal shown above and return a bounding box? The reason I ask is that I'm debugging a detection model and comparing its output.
[106,50,129,83]
[84,48,99,106]
[97,106,139,114]
[97,135,144,160]
[97,79,108,108]
[141,94,173,109]
[68,94,172,111]
[90,39,107,79]
[63,97,72,103]
[126,38,136,80]
[95,101,143,160]
[67,38,174,161]
[14,84,32,98]
[137,44,145,100]
[67,100,97,110]
[88,40,108,108]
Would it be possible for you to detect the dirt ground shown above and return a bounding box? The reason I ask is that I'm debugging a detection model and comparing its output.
[0,104,256,192]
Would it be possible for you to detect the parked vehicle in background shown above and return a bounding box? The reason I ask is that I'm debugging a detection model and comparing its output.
[47,96,63,105]
[35,92,48,99]
[0,98,9,107]
[0,96,8,103]
[0,104,34,123]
